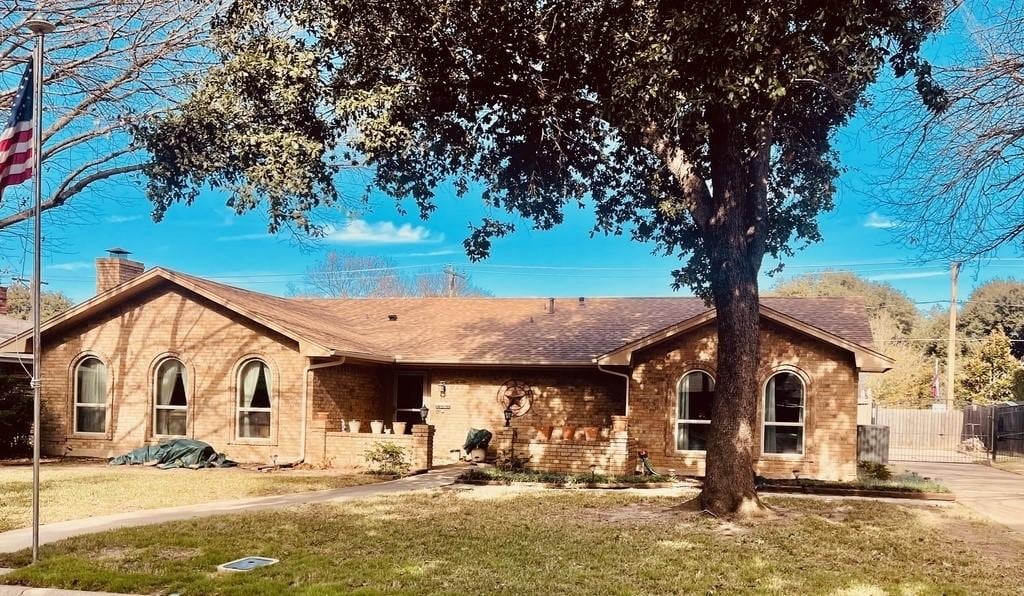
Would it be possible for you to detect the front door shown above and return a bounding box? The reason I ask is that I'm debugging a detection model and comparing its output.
[395,374,426,433]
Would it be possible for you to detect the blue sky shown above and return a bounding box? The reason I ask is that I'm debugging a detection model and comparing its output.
[7,7,1020,307]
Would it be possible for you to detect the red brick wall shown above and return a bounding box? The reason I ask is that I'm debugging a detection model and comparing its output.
[307,363,392,435]
[39,285,307,464]
[421,367,626,462]
[628,319,859,480]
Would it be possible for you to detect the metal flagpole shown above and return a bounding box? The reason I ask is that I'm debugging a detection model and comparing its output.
[25,16,55,565]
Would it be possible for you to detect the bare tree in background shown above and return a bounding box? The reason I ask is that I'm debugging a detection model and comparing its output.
[879,0,1024,258]
[295,252,488,298]
[0,0,217,241]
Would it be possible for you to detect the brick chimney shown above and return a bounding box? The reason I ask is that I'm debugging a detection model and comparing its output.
[0,285,7,315]
[96,247,144,294]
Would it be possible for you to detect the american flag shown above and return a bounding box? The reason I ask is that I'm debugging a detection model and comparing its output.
[0,60,34,199]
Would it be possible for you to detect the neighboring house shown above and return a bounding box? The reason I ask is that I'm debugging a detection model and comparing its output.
[0,286,31,375]
[0,252,892,480]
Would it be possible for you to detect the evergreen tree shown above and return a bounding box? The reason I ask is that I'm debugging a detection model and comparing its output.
[957,328,1021,406]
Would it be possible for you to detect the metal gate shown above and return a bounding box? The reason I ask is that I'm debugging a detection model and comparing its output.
[994,405,1024,461]
[874,404,1024,464]
[874,406,992,463]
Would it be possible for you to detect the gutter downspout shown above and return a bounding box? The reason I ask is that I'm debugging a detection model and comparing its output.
[301,357,347,463]
[597,361,631,417]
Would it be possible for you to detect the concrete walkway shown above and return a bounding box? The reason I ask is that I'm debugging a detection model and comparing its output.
[0,465,464,555]
[902,462,1024,533]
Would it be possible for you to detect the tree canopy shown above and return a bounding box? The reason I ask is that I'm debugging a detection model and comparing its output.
[4,283,73,321]
[138,0,945,296]
[769,271,920,334]
[136,0,947,516]
[957,328,1020,406]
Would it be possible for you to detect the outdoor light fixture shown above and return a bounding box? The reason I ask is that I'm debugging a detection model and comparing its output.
[503,406,514,427]
[420,405,429,423]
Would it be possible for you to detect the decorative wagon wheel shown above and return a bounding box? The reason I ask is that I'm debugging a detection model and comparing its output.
[497,380,534,418]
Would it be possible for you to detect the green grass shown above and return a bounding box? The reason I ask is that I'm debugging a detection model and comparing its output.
[460,467,674,485]
[0,461,388,533]
[2,491,1022,595]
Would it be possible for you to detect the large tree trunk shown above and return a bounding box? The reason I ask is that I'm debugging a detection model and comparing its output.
[701,253,764,515]
[698,112,770,517]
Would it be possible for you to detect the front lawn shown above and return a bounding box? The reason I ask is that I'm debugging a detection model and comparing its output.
[0,461,387,533]
[2,490,1022,595]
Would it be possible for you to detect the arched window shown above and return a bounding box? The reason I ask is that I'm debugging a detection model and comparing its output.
[676,371,714,451]
[154,358,188,436]
[237,359,272,439]
[74,357,107,434]
[763,372,805,454]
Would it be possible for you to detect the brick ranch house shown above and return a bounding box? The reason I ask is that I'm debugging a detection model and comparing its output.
[0,253,892,480]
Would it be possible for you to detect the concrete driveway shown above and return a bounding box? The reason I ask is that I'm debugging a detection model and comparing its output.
[902,461,1024,533]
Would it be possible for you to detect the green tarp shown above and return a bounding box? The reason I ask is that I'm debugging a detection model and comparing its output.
[108,438,236,469]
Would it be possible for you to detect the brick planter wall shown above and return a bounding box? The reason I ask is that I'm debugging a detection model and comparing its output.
[498,428,637,476]
[308,422,434,472]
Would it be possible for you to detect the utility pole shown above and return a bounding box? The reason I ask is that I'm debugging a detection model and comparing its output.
[946,261,961,410]
[442,265,465,298]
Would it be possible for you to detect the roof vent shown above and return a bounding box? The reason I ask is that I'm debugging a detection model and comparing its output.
[578,297,585,306]
[547,298,555,314]
[387,314,398,321]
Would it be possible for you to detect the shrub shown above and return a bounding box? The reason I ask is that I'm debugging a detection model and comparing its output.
[494,448,530,472]
[0,375,32,458]
[857,460,893,481]
[364,441,410,476]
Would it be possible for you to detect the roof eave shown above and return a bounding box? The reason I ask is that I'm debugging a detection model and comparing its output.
[596,304,894,371]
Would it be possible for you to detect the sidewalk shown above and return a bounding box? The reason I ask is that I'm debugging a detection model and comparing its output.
[901,461,1024,533]
[0,465,463,555]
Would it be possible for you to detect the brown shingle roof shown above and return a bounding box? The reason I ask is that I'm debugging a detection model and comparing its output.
[0,268,878,366]
[175,272,875,364]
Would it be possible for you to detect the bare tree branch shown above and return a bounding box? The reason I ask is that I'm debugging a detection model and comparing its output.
[0,0,220,245]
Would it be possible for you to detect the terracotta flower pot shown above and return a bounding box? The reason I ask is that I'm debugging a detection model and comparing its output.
[392,421,407,435]
[371,420,384,434]
[536,426,554,441]
[561,425,577,441]
[583,426,600,441]
[348,420,361,433]
[611,417,628,432]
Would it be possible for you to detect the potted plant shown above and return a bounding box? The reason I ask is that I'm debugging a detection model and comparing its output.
[371,419,385,434]
[535,425,554,441]
[583,426,600,441]
[348,419,361,433]
[392,421,407,435]
[561,425,577,441]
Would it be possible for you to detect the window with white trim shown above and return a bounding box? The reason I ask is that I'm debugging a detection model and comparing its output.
[763,372,804,454]
[237,359,272,439]
[676,371,714,451]
[154,358,188,436]
[74,357,107,434]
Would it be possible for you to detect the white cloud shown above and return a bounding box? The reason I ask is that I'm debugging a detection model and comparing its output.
[868,271,947,281]
[49,261,92,271]
[864,212,897,229]
[323,219,441,245]
[395,248,461,257]
[216,233,274,242]
[105,214,143,224]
